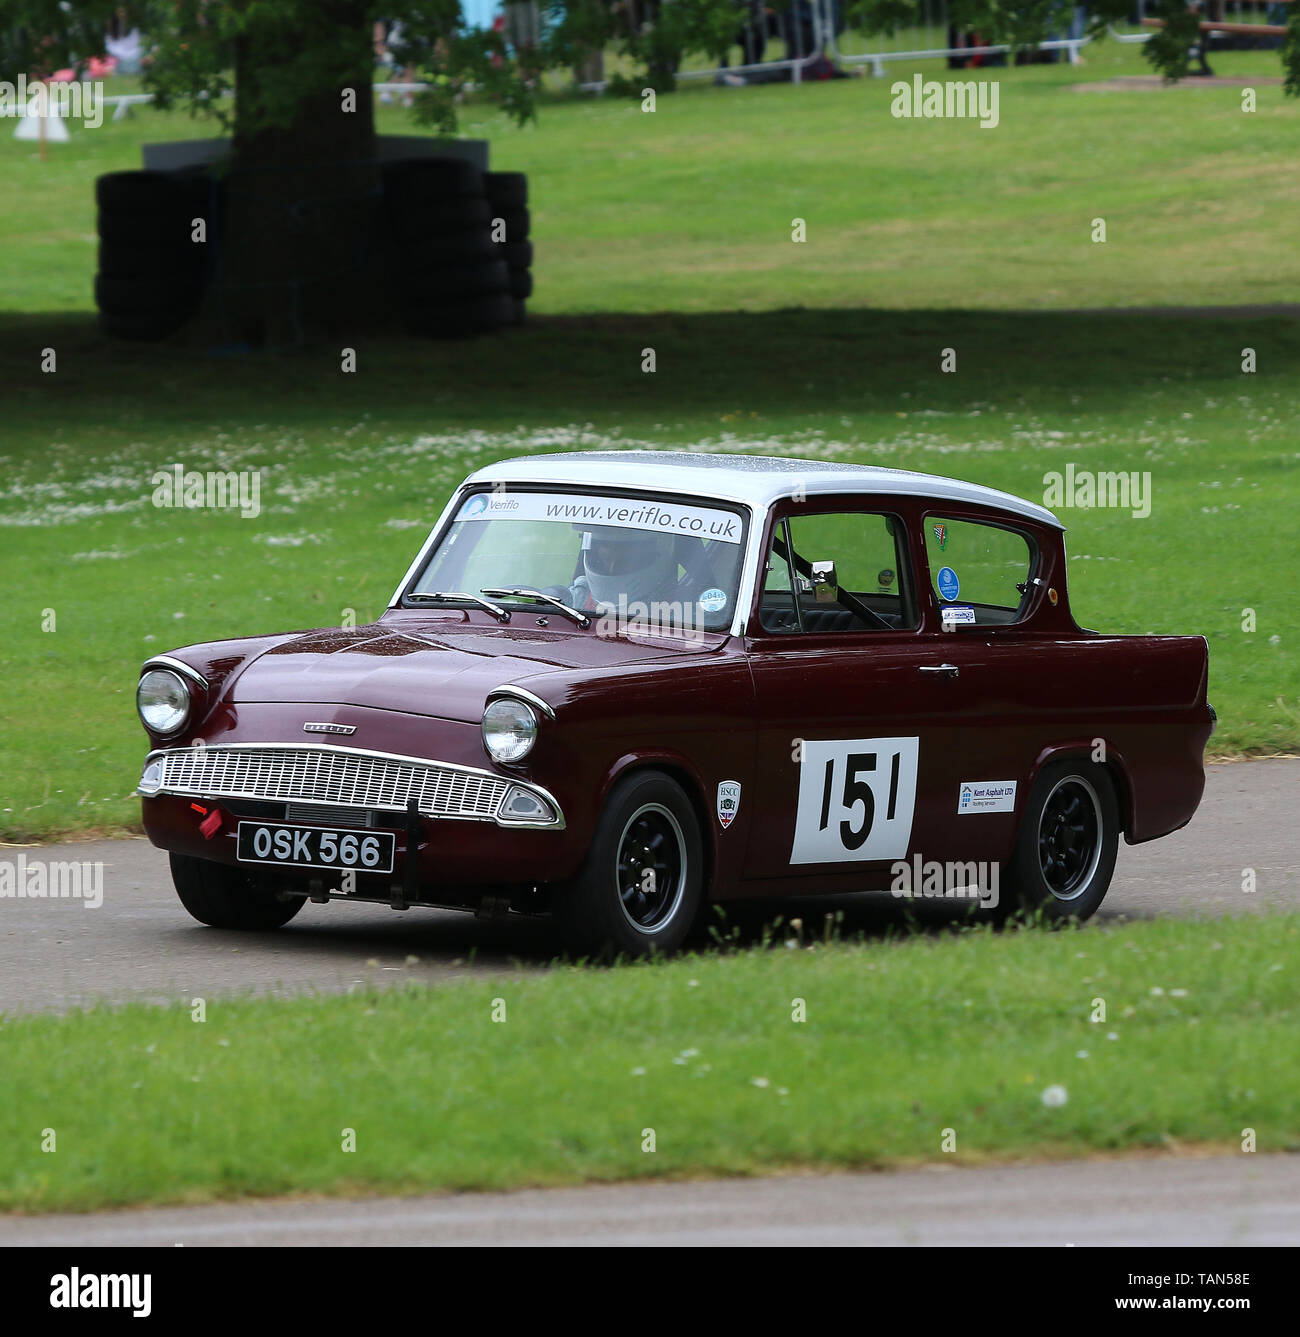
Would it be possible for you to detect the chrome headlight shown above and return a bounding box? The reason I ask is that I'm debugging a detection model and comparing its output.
[137,668,191,735]
[481,698,537,764]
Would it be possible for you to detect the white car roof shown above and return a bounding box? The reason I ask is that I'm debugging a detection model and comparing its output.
[467,451,1063,529]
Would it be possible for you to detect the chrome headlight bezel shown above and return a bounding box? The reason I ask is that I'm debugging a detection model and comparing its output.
[137,668,191,736]
[481,697,538,765]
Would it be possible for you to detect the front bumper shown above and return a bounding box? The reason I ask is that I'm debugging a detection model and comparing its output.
[138,742,579,901]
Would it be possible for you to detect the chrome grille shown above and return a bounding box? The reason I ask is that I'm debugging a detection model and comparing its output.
[284,803,374,828]
[156,746,509,820]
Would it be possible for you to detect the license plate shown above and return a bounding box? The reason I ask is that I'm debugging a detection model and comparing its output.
[236,821,395,874]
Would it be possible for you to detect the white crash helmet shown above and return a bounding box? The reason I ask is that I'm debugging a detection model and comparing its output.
[580,526,677,608]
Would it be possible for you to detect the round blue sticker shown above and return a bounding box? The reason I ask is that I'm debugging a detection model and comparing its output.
[698,587,728,614]
[937,566,960,601]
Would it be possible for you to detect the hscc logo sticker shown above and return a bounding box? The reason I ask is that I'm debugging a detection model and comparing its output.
[717,780,741,829]
[791,737,919,864]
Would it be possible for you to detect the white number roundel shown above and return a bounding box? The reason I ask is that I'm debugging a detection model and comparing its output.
[790,737,919,864]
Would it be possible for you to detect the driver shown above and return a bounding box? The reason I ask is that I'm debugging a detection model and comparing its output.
[570,525,678,613]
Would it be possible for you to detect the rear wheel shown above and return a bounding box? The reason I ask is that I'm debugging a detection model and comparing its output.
[554,771,704,957]
[170,853,306,930]
[1004,761,1118,923]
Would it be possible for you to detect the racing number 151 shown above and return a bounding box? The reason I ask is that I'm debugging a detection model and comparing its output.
[791,736,919,864]
[818,750,901,851]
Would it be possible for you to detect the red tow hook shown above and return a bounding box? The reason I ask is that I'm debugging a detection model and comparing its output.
[198,806,224,840]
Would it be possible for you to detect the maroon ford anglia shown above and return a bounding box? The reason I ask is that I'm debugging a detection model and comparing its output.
[136,452,1213,954]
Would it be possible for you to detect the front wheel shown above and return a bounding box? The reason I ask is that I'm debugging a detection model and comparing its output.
[1003,761,1119,923]
[170,853,306,930]
[554,771,705,958]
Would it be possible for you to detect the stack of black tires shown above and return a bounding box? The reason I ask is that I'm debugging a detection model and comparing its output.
[483,171,532,325]
[94,168,218,340]
[95,156,532,341]
[384,158,528,338]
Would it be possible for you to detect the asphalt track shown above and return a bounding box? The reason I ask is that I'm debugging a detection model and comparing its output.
[1,758,1295,1246]
[2,1154,1295,1246]
[1,759,1294,1017]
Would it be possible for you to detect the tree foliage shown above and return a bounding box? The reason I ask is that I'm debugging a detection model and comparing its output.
[3,0,1298,132]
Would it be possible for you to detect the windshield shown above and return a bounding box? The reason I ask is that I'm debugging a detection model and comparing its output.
[408,488,748,634]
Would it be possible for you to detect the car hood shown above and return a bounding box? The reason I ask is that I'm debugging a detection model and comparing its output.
[224,621,720,721]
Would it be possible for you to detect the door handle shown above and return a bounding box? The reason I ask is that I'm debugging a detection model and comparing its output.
[919,663,959,678]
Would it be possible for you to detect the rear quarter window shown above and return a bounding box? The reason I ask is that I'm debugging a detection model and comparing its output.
[924,516,1034,624]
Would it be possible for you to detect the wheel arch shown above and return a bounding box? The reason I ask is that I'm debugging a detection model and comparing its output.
[1026,741,1134,840]
[599,751,716,895]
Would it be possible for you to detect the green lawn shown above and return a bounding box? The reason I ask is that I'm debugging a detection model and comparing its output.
[2,913,1295,1213]
[0,39,1297,840]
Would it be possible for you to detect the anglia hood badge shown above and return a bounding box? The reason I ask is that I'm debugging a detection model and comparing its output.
[303,722,356,735]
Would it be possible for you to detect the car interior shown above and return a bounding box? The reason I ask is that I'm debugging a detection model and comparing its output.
[758,511,917,634]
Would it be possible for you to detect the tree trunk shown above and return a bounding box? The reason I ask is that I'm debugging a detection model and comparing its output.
[210,4,387,348]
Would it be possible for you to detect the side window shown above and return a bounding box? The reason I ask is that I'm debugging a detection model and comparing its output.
[923,516,1034,626]
[759,511,915,634]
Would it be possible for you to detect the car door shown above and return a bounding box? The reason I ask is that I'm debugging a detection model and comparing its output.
[741,497,972,892]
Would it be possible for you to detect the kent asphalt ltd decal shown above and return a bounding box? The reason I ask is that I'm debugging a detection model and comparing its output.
[791,737,919,864]
[958,780,1018,814]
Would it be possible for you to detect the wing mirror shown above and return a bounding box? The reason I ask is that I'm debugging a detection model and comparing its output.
[810,560,838,604]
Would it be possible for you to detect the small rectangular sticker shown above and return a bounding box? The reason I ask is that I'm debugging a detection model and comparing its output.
[941,605,975,626]
[958,781,1017,814]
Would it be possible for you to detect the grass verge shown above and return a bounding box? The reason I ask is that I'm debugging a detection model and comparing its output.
[1,913,1296,1213]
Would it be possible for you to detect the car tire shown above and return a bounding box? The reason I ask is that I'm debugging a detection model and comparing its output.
[387,198,492,245]
[1003,760,1119,923]
[383,157,484,207]
[98,240,204,280]
[405,292,515,338]
[170,853,306,930]
[500,240,533,269]
[95,274,204,315]
[484,171,528,210]
[553,771,705,958]
[489,207,529,242]
[405,228,500,266]
[97,208,196,246]
[98,307,195,340]
[408,259,511,303]
[509,269,533,300]
[95,169,189,212]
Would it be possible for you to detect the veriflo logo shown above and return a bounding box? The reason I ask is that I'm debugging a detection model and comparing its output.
[717,780,741,830]
[50,1268,151,1317]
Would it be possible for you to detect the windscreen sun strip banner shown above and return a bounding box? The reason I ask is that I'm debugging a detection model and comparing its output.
[456,491,744,544]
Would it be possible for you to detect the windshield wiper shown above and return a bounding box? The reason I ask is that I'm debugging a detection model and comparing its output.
[407,591,510,622]
[480,587,591,629]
